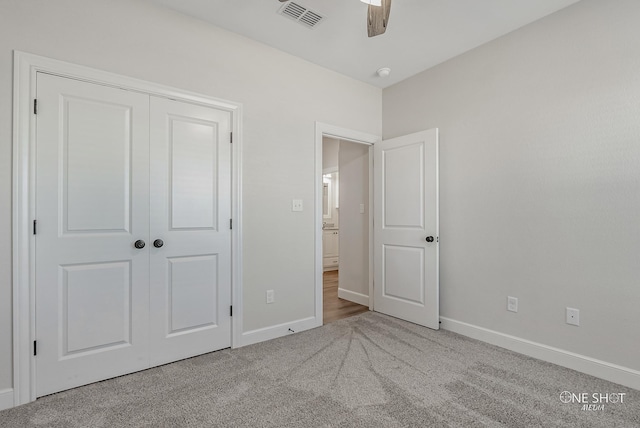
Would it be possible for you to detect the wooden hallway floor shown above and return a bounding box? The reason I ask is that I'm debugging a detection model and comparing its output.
[323,270,369,324]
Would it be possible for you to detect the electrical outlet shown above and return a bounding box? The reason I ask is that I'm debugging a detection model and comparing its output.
[359,204,365,214]
[292,199,303,212]
[507,296,518,313]
[566,307,580,326]
[266,290,275,304]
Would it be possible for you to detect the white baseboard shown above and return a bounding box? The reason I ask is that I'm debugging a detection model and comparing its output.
[440,317,640,391]
[337,288,369,306]
[239,316,320,347]
[0,388,14,411]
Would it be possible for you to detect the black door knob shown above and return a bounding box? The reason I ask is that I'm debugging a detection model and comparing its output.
[134,240,146,249]
[425,236,434,243]
[153,239,164,248]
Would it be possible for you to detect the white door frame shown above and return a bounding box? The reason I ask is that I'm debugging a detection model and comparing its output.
[314,123,379,323]
[12,51,244,406]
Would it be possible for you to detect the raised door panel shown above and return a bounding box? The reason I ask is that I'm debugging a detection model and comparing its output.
[35,73,150,397]
[170,118,218,230]
[63,97,132,233]
[149,96,231,366]
[167,255,218,334]
[382,245,424,305]
[383,143,424,229]
[62,261,132,355]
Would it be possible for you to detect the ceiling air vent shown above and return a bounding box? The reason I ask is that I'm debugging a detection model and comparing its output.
[278,2,324,29]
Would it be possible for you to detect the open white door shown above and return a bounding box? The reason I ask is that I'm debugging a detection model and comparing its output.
[373,129,439,329]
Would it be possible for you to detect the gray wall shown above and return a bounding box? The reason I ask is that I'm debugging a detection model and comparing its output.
[0,0,381,392]
[322,137,340,170]
[383,0,640,371]
[338,141,370,300]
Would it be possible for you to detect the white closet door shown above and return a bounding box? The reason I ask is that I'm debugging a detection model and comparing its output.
[35,73,151,396]
[373,129,439,329]
[148,97,232,366]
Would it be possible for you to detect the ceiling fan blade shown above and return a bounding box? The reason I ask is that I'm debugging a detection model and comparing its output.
[367,0,392,37]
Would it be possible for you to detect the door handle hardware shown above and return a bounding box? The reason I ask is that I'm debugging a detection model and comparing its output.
[134,240,146,249]
[153,239,164,248]
[425,236,434,243]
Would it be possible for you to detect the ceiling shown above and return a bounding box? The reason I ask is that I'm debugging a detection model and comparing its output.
[149,0,581,88]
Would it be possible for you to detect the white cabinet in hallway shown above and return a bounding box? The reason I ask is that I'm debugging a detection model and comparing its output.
[323,229,339,271]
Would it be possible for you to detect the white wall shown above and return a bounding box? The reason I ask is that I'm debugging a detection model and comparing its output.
[322,137,339,170]
[338,141,370,302]
[383,0,640,372]
[0,0,381,393]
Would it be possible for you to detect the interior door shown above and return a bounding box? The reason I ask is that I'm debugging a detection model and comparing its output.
[373,129,439,329]
[35,73,233,396]
[35,73,151,396]
[148,97,232,366]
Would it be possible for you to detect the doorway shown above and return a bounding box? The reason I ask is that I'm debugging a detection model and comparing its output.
[13,52,242,405]
[315,123,440,330]
[315,123,378,325]
[322,138,370,323]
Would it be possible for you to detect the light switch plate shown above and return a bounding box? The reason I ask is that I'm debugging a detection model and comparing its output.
[292,199,303,212]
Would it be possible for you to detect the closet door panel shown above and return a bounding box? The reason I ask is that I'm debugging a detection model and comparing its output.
[148,97,232,365]
[35,73,151,397]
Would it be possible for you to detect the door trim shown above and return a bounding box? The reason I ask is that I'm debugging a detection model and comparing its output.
[314,122,379,324]
[12,51,244,406]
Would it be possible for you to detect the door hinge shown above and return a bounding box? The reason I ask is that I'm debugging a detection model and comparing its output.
[230,219,233,230]
[230,306,233,317]
[230,132,233,143]
[33,340,37,356]
[33,220,37,235]
[34,99,38,115]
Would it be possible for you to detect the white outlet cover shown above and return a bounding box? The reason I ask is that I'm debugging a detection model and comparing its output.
[507,296,518,313]
[566,307,580,326]
[292,199,303,212]
[359,203,365,214]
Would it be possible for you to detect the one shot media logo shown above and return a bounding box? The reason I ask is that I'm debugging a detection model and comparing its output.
[560,391,627,411]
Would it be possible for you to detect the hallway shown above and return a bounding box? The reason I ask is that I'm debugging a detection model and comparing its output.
[322,270,369,324]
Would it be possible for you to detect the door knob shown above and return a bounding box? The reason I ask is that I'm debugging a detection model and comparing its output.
[134,240,146,249]
[425,236,434,243]
[153,239,164,248]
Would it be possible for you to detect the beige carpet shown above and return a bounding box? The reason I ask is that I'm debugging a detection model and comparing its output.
[1,312,638,427]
